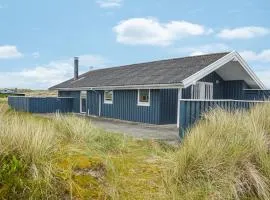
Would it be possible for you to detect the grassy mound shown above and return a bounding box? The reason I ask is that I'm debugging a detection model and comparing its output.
[164,103,270,200]
[0,104,170,199]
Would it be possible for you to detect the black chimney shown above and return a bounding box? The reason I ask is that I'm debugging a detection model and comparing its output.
[74,57,79,80]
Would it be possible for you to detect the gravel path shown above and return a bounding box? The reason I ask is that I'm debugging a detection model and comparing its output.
[88,116,180,142]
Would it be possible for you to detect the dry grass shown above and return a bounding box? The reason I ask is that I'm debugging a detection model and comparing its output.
[0,98,7,104]
[163,103,270,200]
[0,104,169,199]
[22,89,57,97]
[1,101,270,199]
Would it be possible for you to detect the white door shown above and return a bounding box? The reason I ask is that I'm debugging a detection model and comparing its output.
[80,91,87,113]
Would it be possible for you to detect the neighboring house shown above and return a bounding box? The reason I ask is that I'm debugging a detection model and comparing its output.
[0,89,15,94]
[50,51,266,126]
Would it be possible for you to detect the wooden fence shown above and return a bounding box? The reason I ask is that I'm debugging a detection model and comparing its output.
[179,99,267,138]
[8,96,74,113]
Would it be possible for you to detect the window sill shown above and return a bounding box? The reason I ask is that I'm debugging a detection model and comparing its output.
[104,101,113,104]
[137,103,150,107]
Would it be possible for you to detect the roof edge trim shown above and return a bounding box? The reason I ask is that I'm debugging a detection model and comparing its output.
[51,83,184,91]
[182,51,265,89]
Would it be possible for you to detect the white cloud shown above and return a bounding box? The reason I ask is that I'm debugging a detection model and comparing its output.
[240,50,270,62]
[32,52,40,58]
[96,0,122,8]
[0,45,23,59]
[239,50,270,88]
[217,26,270,39]
[0,54,106,89]
[113,18,213,46]
[256,69,270,88]
[174,43,230,56]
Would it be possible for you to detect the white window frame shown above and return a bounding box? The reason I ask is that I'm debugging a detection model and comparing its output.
[104,90,113,104]
[137,89,150,106]
[80,91,87,113]
[191,82,213,100]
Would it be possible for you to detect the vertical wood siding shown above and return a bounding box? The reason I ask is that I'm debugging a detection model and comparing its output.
[58,91,80,113]
[223,80,249,100]
[179,100,262,138]
[8,96,29,112]
[182,71,224,99]
[244,90,270,100]
[101,90,161,124]
[160,89,178,124]
[8,96,73,113]
[87,90,100,116]
[181,72,249,100]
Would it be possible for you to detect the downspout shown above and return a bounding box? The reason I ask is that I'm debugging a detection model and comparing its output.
[177,88,183,128]
[99,93,101,117]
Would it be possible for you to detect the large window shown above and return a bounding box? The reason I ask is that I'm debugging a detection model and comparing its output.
[138,89,150,106]
[191,82,213,99]
[104,90,113,104]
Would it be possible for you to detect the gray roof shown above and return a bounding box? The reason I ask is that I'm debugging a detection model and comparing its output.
[50,52,230,90]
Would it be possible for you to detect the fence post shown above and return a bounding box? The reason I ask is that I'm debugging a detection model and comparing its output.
[179,101,187,139]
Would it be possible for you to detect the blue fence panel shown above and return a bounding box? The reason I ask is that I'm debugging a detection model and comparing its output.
[179,100,267,138]
[8,96,73,113]
[8,96,30,112]
[244,90,270,101]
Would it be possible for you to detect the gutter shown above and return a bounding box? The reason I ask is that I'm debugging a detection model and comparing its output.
[51,83,184,91]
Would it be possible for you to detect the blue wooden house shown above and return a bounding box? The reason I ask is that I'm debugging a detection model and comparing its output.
[49,51,266,127]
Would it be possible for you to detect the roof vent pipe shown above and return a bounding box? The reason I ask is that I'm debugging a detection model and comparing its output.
[74,57,79,80]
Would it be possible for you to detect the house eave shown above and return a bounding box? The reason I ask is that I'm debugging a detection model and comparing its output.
[182,51,266,89]
[52,83,184,91]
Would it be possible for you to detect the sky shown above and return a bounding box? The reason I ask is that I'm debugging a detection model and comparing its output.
[0,0,270,89]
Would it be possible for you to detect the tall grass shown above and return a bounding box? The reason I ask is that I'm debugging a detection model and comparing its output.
[1,102,270,199]
[163,103,270,200]
[0,106,129,199]
[0,107,63,198]
[0,105,166,199]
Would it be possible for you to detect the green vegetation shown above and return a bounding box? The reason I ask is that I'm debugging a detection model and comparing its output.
[0,97,7,104]
[0,94,8,98]
[1,100,270,199]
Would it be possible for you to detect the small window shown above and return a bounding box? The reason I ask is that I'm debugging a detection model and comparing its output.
[104,90,113,104]
[138,89,150,106]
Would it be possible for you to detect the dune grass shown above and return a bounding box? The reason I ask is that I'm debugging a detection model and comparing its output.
[0,104,170,199]
[0,97,7,104]
[163,103,270,200]
[1,100,270,199]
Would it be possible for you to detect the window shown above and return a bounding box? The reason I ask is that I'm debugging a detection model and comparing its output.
[138,89,150,106]
[191,82,213,100]
[104,90,113,104]
[80,91,87,113]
